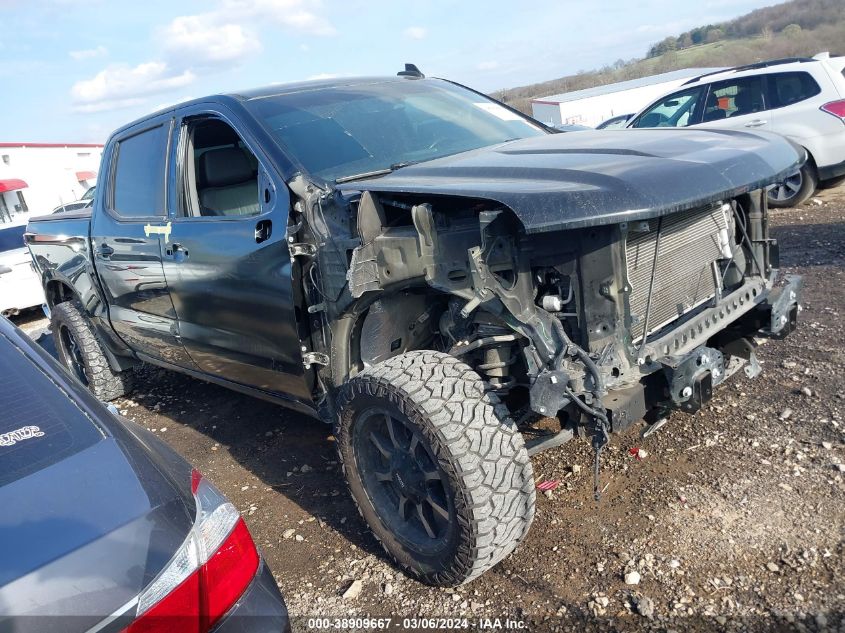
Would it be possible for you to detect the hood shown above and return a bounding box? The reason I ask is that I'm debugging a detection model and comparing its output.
[337,128,803,233]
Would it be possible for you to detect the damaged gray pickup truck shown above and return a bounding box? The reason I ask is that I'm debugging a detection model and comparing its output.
[26,66,803,587]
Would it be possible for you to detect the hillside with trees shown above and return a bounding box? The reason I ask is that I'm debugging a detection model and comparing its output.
[493,0,845,115]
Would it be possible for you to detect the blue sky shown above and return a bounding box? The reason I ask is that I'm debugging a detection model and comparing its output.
[1,0,776,142]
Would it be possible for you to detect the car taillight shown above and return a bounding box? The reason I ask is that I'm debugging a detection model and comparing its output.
[820,100,845,122]
[125,470,259,633]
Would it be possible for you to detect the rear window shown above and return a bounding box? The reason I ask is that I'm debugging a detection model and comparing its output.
[0,225,26,254]
[768,72,821,108]
[111,124,168,218]
[0,332,104,487]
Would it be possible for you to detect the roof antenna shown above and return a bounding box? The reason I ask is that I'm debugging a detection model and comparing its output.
[398,63,424,79]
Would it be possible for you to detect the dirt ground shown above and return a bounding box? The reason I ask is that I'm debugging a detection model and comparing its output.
[12,188,845,632]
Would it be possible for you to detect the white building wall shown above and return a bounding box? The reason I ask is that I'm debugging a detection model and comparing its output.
[0,144,103,225]
[531,102,564,126]
[531,77,702,128]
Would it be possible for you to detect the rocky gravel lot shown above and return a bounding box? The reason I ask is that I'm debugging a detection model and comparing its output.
[12,189,845,632]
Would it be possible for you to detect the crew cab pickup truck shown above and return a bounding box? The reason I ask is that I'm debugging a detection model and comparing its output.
[26,67,804,587]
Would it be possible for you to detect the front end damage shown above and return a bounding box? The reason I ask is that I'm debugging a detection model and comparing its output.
[288,174,801,497]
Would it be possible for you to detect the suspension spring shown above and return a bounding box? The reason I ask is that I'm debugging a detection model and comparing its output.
[474,324,516,394]
[478,351,516,393]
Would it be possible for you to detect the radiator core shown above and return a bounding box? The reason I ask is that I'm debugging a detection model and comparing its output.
[625,203,729,342]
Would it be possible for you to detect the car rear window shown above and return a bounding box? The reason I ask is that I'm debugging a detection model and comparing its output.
[0,332,104,487]
[0,225,26,254]
[768,72,821,108]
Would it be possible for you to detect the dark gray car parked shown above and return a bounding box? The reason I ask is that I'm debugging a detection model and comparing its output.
[0,316,289,633]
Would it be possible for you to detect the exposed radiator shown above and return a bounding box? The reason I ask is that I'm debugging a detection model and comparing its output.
[626,202,730,342]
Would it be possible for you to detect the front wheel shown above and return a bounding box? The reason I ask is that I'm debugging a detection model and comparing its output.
[336,351,535,586]
[768,163,817,208]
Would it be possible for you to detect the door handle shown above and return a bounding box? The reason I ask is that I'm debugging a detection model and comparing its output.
[95,244,114,259]
[744,119,767,128]
[166,243,189,261]
[255,219,272,244]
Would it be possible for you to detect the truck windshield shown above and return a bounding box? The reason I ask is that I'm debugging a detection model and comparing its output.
[245,79,547,183]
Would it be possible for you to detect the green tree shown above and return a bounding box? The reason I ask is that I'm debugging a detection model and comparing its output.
[782,23,802,38]
[648,36,679,58]
[705,27,725,43]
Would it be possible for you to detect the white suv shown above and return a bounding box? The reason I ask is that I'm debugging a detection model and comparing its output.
[627,54,845,207]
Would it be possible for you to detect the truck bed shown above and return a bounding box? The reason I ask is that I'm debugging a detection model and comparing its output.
[28,209,92,223]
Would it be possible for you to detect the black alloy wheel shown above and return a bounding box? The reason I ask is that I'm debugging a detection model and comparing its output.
[57,323,88,386]
[353,407,452,550]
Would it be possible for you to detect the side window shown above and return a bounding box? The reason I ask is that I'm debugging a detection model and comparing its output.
[112,125,167,218]
[704,76,766,120]
[767,72,821,108]
[631,88,704,128]
[180,117,261,218]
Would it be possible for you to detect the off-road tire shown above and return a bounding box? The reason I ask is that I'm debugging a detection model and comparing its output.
[51,300,132,401]
[336,350,535,586]
[768,163,817,208]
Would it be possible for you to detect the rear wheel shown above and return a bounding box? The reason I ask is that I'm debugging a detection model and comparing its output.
[336,351,535,586]
[52,300,132,401]
[768,163,817,208]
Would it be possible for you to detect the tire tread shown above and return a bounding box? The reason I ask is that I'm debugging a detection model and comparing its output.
[337,350,535,586]
[51,301,132,401]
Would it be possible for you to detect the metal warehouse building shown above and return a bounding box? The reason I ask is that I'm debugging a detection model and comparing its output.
[531,67,725,128]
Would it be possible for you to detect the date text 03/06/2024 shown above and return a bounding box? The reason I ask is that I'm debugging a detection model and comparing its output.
[305,617,528,630]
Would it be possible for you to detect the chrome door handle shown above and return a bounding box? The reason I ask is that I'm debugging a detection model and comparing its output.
[166,243,189,261]
[744,120,767,128]
[255,219,272,243]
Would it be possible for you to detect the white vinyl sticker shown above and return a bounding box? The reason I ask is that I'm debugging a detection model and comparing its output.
[473,102,523,121]
[0,425,45,447]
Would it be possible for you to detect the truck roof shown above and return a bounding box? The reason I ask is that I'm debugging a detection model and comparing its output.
[110,75,417,138]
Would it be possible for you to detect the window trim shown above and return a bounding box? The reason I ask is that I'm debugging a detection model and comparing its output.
[105,119,173,222]
[171,109,272,223]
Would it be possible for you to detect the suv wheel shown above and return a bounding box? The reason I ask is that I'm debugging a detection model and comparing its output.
[52,300,133,401]
[336,351,535,586]
[768,163,817,208]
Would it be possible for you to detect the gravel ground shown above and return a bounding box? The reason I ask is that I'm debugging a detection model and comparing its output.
[12,188,845,631]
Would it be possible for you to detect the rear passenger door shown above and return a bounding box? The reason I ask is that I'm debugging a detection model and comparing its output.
[161,105,310,404]
[697,76,774,132]
[90,116,195,368]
